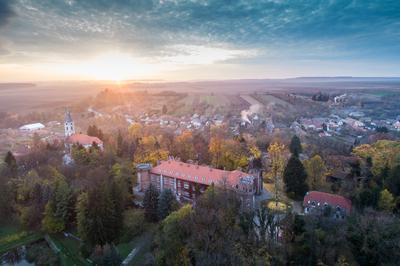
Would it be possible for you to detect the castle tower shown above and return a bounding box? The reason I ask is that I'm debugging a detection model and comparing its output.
[64,110,75,137]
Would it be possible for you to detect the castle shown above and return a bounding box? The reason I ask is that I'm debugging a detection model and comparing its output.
[137,159,263,210]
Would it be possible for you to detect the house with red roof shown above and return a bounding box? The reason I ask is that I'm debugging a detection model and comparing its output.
[137,159,263,210]
[65,133,103,150]
[303,191,352,219]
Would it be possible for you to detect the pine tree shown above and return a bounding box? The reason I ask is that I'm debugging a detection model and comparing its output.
[117,130,124,157]
[283,155,308,199]
[4,151,17,176]
[143,184,159,222]
[289,135,302,157]
[158,189,177,220]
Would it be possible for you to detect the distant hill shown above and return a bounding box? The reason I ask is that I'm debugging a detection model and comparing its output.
[0,83,36,89]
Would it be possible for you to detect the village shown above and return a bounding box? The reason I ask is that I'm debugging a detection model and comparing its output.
[1,86,400,265]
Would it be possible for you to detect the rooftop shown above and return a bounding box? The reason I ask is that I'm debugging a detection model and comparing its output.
[66,133,103,146]
[303,191,352,212]
[151,160,252,187]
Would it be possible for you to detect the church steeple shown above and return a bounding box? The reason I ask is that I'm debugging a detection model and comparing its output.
[64,109,75,137]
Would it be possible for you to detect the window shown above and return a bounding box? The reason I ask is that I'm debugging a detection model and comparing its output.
[184,182,189,189]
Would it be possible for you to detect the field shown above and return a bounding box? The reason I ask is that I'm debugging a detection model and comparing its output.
[171,93,240,116]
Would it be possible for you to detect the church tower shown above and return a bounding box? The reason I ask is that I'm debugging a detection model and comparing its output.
[65,109,75,137]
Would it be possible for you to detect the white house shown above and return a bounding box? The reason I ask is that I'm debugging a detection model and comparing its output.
[393,121,400,131]
[19,123,45,132]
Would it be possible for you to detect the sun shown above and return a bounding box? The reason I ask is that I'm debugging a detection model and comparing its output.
[83,52,139,82]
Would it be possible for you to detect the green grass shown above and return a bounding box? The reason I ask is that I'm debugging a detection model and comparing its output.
[117,223,156,266]
[49,233,91,266]
[0,223,43,255]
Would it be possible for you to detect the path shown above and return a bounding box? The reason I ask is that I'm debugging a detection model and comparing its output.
[121,247,140,265]
[240,94,264,107]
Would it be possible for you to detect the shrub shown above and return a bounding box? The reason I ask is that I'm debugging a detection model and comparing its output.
[120,209,146,242]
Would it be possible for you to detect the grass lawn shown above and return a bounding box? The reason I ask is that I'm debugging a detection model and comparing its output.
[117,223,156,266]
[0,223,43,255]
[49,233,91,266]
[265,200,290,212]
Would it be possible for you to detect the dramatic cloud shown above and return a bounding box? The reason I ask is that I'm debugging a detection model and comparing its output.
[1,0,400,81]
[0,0,15,27]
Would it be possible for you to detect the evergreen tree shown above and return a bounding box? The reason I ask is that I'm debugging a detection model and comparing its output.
[143,184,159,222]
[283,155,308,199]
[4,151,17,176]
[42,176,73,233]
[385,165,400,196]
[162,104,168,114]
[76,192,89,241]
[158,189,177,220]
[76,180,124,247]
[116,130,124,157]
[289,135,302,156]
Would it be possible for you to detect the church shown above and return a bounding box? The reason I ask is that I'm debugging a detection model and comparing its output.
[64,110,104,150]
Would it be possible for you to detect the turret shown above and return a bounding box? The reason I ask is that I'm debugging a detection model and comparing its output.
[64,109,75,137]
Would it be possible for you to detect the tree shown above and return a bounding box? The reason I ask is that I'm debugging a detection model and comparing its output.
[4,151,17,176]
[158,189,177,220]
[155,205,192,266]
[76,192,89,241]
[87,124,104,140]
[42,176,74,233]
[347,210,400,266]
[173,131,196,162]
[116,130,124,157]
[162,104,168,114]
[143,184,159,222]
[386,165,400,196]
[283,155,308,199]
[268,142,286,205]
[76,180,124,247]
[42,202,65,233]
[378,189,396,212]
[289,135,302,157]
[304,155,327,190]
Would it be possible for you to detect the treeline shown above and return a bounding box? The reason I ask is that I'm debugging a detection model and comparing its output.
[153,186,400,266]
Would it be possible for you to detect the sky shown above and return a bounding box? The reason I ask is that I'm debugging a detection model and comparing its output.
[0,0,399,82]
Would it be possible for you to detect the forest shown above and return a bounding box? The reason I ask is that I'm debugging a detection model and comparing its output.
[1,123,400,265]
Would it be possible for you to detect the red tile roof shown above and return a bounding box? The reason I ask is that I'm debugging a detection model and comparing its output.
[66,134,103,146]
[303,191,352,213]
[151,160,250,187]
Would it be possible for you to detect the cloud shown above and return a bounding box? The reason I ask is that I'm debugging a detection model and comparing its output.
[1,0,400,79]
[0,0,15,27]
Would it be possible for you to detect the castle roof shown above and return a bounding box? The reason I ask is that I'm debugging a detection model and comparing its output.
[151,160,253,187]
[66,133,103,146]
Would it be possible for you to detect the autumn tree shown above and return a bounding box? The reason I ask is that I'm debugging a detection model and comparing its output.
[283,155,308,199]
[289,135,302,157]
[155,205,192,266]
[173,131,196,161]
[378,189,396,212]
[268,142,286,205]
[304,155,327,190]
